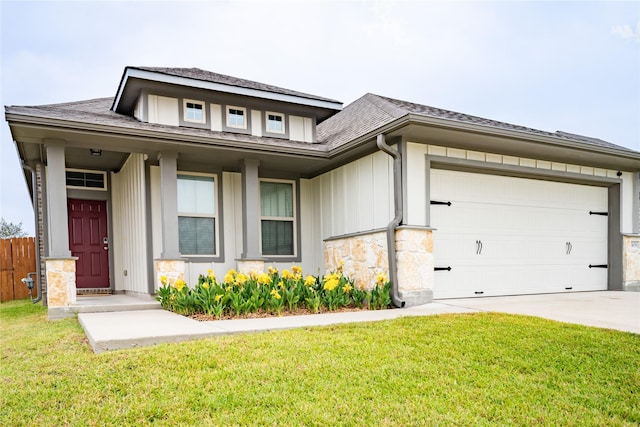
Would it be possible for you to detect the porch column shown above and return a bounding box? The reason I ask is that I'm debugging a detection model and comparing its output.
[44,140,77,317]
[158,151,181,259]
[240,159,262,260]
[46,141,71,257]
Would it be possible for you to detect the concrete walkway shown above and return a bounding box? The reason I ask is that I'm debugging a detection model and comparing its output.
[78,291,639,353]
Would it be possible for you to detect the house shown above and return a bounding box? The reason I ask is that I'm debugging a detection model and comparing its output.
[5,66,640,318]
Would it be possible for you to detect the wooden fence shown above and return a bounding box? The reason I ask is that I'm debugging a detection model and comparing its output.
[0,238,37,302]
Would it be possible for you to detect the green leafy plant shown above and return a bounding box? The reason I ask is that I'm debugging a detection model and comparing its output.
[157,264,394,318]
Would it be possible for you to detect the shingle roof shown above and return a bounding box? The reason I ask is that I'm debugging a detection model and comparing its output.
[317,93,635,153]
[5,98,327,153]
[6,91,635,156]
[130,66,341,104]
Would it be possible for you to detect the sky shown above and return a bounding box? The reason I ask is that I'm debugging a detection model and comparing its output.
[1,0,639,235]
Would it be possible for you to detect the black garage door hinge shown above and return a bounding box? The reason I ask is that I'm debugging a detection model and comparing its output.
[589,211,608,216]
[431,200,452,206]
[434,266,452,271]
[588,264,608,268]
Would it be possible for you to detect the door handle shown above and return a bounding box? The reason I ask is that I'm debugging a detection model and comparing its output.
[476,240,483,255]
[566,241,572,255]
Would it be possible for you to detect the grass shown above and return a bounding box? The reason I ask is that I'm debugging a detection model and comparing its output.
[1,300,639,426]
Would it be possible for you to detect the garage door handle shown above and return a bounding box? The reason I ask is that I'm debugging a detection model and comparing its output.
[476,240,483,255]
[589,211,608,216]
[431,200,452,206]
[566,242,572,255]
[434,266,452,271]
[589,264,608,268]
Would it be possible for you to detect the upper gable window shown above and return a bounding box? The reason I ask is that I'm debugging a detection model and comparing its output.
[184,99,205,124]
[226,106,247,129]
[266,112,285,134]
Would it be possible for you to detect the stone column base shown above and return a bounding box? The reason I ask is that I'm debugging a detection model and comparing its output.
[45,257,78,319]
[236,259,265,275]
[155,259,186,290]
[623,234,640,292]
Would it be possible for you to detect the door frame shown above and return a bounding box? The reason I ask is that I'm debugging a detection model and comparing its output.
[423,154,622,290]
[67,187,114,291]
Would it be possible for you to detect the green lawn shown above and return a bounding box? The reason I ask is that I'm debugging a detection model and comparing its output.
[1,300,638,426]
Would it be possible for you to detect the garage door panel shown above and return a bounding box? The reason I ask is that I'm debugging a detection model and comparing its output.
[431,169,608,299]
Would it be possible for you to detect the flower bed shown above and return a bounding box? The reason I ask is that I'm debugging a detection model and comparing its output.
[156,264,391,319]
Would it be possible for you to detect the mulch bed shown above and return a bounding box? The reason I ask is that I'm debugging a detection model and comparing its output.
[189,306,383,322]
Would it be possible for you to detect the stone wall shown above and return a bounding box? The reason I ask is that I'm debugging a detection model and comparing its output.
[236,259,265,275]
[324,226,434,306]
[623,235,640,291]
[155,259,185,290]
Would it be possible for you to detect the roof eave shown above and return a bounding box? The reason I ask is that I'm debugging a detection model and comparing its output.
[405,113,640,166]
[5,112,331,160]
[113,67,343,114]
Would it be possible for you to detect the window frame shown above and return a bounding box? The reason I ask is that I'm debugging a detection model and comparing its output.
[265,111,286,135]
[177,172,220,258]
[183,99,206,124]
[259,178,297,259]
[65,168,107,191]
[226,105,248,129]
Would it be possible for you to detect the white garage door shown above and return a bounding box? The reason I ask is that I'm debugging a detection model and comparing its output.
[431,169,608,299]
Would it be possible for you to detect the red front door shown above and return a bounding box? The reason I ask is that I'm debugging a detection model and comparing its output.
[68,199,110,289]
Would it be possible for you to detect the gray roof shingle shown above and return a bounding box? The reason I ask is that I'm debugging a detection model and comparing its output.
[317,93,635,153]
[130,66,341,104]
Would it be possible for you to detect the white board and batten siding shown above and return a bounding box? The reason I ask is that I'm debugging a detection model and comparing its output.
[111,153,149,293]
[147,95,179,126]
[430,169,608,299]
[308,151,394,269]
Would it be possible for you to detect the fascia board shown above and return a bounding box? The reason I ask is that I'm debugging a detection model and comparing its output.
[113,68,343,112]
[406,113,640,161]
[5,113,330,159]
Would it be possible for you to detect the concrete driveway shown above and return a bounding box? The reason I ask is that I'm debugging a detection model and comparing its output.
[437,291,640,334]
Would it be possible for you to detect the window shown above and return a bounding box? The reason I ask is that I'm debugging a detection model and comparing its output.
[260,180,295,256]
[183,99,205,124]
[177,174,217,256]
[66,169,107,191]
[226,106,247,129]
[266,112,285,134]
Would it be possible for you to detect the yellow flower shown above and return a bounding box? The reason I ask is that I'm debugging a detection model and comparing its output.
[214,294,223,303]
[174,279,186,292]
[226,285,232,292]
[277,280,285,289]
[207,269,215,280]
[202,282,209,289]
[304,275,316,286]
[292,265,302,275]
[159,275,168,286]
[282,269,293,280]
[376,272,388,286]
[235,273,248,286]
[324,277,339,291]
[257,273,272,285]
[268,266,279,275]
[342,284,352,293]
[270,289,281,300]
[224,272,234,284]
[337,260,345,271]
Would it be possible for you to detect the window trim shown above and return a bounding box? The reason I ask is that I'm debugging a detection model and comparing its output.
[226,105,248,129]
[259,178,297,258]
[65,168,107,191]
[183,99,206,124]
[177,172,219,258]
[265,111,286,135]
